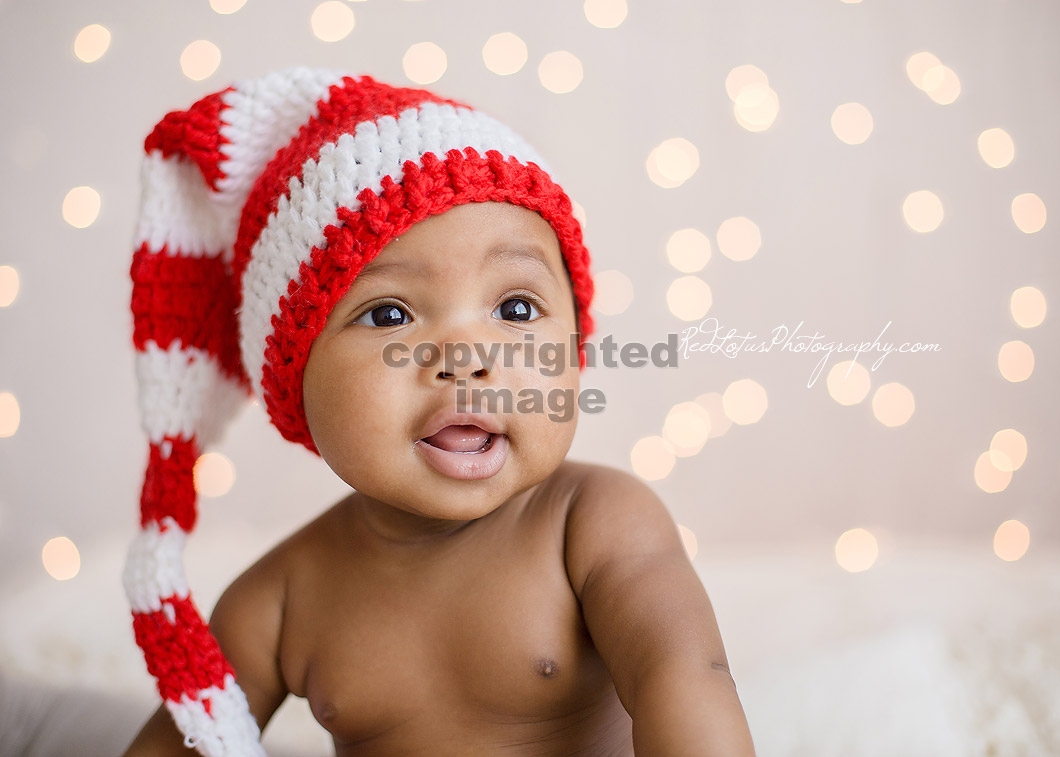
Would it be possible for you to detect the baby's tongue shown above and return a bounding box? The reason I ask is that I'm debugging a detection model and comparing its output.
[423,425,490,453]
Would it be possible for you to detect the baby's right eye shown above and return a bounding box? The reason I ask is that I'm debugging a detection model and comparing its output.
[354,304,410,327]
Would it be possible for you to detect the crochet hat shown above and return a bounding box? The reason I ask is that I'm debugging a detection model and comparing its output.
[122,68,593,755]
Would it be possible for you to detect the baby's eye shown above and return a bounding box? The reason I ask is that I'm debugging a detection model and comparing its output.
[355,304,410,327]
[494,298,540,322]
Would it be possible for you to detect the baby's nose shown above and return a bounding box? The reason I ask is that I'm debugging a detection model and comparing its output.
[434,340,491,381]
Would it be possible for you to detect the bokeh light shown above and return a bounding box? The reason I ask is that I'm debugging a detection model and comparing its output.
[666,228,711,273]
[993,520,1030,562]
[871,382,915,427]
[583,0,628,28]
[0,266,19,308]
[722,379,767,425]
[695,392,732,438]
[678,524,699,561]
[193,452,236,497]
[180,40,221,81]
[974,451,1012,494]
[830,102,874,145]
[989,428,1027,472]
[646,138,700,188]
[1010,286,1046,328]
[716,216,761,261]
[835,528,879,573]
[1011,193,1047,234]
[482,32,527,76]
[902,190,944,233]
[906,52,942,90]
[725,64,768,101]
[923,65,961,105]
[571,200,587,229]
[403,42,447,84]
[827,360,871,406]
[978,128,1015,168]
[666,276,712,321]
[538,51,583,94]
[311,2,356,42]
[733,83,780,132]
[63,186,102,229]
[998,340,1034,382]
[42,537,81,581]
[630,436,676,481]
[662,402,712,457]
[73,24,111,63]
[0,392,19,438]
[592,269,634,316]
[209,0,247,13]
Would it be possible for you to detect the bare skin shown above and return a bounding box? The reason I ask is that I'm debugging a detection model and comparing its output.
[125,203,755,755]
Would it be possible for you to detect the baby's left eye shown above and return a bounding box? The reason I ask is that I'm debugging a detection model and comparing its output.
[494,298,540,322]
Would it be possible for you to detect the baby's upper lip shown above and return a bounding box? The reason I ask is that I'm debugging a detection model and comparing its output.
[418,410,505,440]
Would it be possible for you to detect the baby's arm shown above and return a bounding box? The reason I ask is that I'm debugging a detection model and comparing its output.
[565,466,755,756]
[123,555,289,756]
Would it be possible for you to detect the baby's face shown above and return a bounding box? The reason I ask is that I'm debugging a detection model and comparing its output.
[303,202,581,528]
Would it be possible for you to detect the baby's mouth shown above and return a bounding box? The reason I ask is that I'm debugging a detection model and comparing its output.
[420,424,495,453]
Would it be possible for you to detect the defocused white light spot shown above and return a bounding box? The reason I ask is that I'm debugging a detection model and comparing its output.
[978,128,1015,169]
[662,402,712,457]
[584,0,628,28]
[1010,286,1046,328]
[209,0,247,13]
[725,64,769,102]
[716,216,761,261]
[722,379,767,425]
[63,186,101,229]
[827,360,871,406]
[831,102,874,145]
[180,40,221,81]
[311,1,356,42]
[74,24,111,63]
[193,452,236,497]
[998,340,1034,382]
[42,537,81,581]
[902,190,943,233]
[678,524,699,561]
[733,83,780,132]
[403,42,447,84]
[923,65,961,105]
[645,137,699,188]
[994,520,1030,561]
[1011,193,1046,234]
[906,51,942,91]
[0,392,19,437]
[630,436,676,481]
[0,266,19,308]
[571,200,587,229]
[990,428,1027,472]
[538,51,583,94]
[974,451,1012,494]
[592,269,634,316]
[835,528,878,573]
[482,32,527,76]
[666,228,711,273]
[666,276,712,321]
[872,382,915,427]
[695,392,732,438]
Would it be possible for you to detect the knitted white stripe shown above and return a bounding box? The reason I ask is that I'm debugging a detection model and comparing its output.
[166,674,265,757]
[136,341,246,447]
[215,68,346,207]
[123,517,189,614]
[135,153,233,257]
[238,102,545,398]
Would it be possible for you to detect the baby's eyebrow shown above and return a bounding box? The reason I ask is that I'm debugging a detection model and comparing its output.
[484,245,560,284]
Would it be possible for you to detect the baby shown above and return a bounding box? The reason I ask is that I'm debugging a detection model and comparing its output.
[122,69,754,756]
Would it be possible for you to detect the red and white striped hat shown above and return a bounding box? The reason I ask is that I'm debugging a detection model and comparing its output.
[122,68,593,755]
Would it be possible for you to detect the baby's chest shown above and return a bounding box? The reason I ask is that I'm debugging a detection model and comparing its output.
[285,544,613,744]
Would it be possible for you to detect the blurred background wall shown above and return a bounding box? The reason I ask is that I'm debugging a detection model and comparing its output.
[0,0,1057,754]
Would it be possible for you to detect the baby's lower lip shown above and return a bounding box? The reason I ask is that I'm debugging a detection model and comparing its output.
[414,433,509,480]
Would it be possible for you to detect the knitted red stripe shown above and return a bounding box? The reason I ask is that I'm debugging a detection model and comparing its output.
[231,75,464,287]
[261,148,594,449]
[132,595,234,702]
[143,89,232,191]
[140,436,199,531]
[131,245,246,382]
